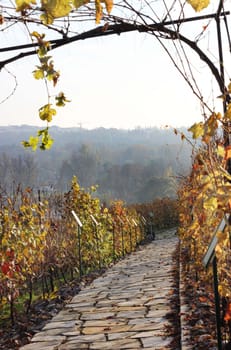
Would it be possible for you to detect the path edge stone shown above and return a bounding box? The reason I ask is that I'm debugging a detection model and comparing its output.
[179,238,191,350]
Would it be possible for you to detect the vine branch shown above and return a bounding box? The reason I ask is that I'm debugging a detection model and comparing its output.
[0,11,229,99]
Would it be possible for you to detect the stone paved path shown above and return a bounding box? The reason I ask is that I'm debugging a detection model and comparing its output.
[20,231,179,350]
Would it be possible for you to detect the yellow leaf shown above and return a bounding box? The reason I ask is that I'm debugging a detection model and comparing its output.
[186,0,210,12]
[205,113,218,136]
[1,237,9,247]
[103,0,113,13]
[73,0,89,9]
[95,0,102,24]
[40,13,54,24]
[218,284,231,297]
[188,122,204,139]
[200,174,212,186]
[23,247,31,259]
[33,69,44,80]
[39,104,57,122]
[225,103,231,120]
[203,197,217,211]
[188,220,200,231]
[217,145,225,158]
[41,0,72,19]
[29,136,39,151]
[15,0,36,12]
[216,230,229,246]
[41,135,54,150]
[21,136,39,151]
[31,31,41,39]
[44,138,54,149]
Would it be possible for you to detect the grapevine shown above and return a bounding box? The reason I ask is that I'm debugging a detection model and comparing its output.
[1,176,173,325]
[178,94,231,342]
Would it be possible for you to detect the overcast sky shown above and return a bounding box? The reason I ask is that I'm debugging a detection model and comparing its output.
[0,1,230,130]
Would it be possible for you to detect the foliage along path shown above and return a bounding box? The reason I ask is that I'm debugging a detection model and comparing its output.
[19,229,179,350]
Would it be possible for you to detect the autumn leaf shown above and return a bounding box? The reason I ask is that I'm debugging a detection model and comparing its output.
[186,0,210,12]
[199,296,207,303]
[216,230,229,246]
[23,247,31,259]
[188,122,204,139]
[40,137,54,150]
[40,13,54,24]
[31,31,43,40]
[219,284,231,298]
[55,92,71,106]
[205,113,218,136]
[1,262,11,276]
[39,104,57,122]
[203,196,217,211]
[95,0,103,24]
[21,136,39,151]
[73,0,90,9]
[181,133,185,141]
[46,63,60,86]
[38,128,54,150]
[0,15,4,25]
[41,0,72,21]
[33,68,45,80]
[216,145,225,158]
[104,0,113,13]
[224,303,231,322]
[224,103,231,120]
[15,0,36,12]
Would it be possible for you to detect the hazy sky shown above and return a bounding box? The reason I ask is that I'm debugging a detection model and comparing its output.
[0,1,230,130]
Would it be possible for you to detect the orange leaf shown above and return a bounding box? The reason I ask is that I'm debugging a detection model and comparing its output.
[199,296,207,303]
[224,303,231,322]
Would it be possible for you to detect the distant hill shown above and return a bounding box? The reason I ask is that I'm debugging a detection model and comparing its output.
[0,125,190,146]
[0,125,192,203]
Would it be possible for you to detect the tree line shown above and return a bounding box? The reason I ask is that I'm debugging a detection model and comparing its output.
[0,126,192,203]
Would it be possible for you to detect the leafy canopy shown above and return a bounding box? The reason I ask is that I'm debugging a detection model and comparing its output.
[15,0,114,24]
[15,0,210,22]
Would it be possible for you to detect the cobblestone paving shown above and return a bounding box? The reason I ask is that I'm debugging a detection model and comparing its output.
[20,230,178,350]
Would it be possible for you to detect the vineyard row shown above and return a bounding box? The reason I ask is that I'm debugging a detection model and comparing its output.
[0,176,178,325]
